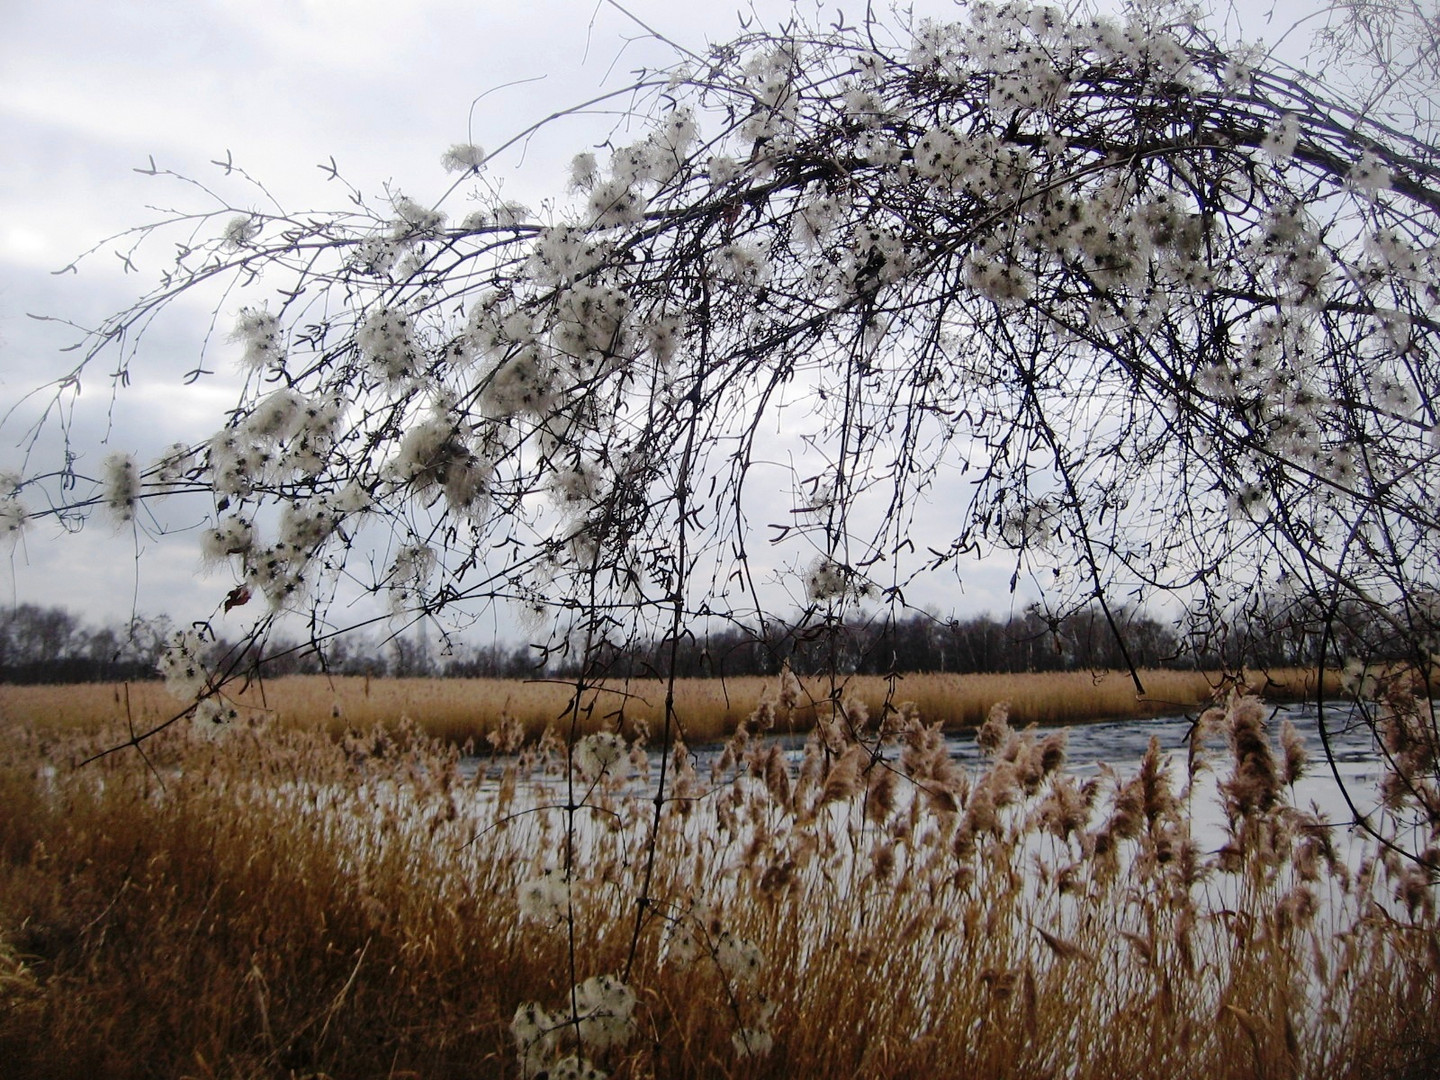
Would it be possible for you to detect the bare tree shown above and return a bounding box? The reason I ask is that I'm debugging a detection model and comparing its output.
[7,2,1440,859]
[1307,0,1440,137]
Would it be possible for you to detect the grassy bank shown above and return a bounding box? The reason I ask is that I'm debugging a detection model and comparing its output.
[0,680,1434,1079]
[0,667,1336,746]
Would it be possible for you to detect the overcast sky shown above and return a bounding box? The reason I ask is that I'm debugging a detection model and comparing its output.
[0,0,1322,643]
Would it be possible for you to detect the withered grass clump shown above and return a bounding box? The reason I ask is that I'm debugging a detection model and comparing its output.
[0,682,1434,1079]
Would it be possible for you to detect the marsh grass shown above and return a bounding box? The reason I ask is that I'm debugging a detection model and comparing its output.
[0,667,1335,745]
[0,676,1433,1079]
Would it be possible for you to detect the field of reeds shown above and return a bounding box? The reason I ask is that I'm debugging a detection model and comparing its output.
[0,666,1336,745]
[0,668,1435,1079]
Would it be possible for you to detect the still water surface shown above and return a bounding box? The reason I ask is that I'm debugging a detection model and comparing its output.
[471,701,1388,836]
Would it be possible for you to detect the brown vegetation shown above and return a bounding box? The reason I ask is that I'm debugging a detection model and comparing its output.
[0,667,1337,746]
[0,676,1432,1079]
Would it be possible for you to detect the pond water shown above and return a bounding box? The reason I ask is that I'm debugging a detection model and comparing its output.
[467,700,1391,843]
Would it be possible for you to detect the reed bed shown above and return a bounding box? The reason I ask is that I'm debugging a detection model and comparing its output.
[0,667,1335,745]
[0,677,1433,1079]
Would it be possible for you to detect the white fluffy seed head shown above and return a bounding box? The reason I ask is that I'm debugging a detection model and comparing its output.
[389,195,446,241]
[357,306,420,381]
[441,143,486,173]
[511,1001,561,1079]
[573,732,629,781]
[200,515,255,565]
[232,307,284,370]
[547,1057,607,1080]
[484,349,554,417]
[517,868,570,923]
[192,697,239,740]
[221,214,261,250]
[0,473,27,543]
[715,930,764,983]
[804,556,847,602]
[158,629,210,702]
[573,974,637,1050]
[102,451,139,523]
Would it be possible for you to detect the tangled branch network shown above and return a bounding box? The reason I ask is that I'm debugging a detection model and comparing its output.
[6,2,1440,833]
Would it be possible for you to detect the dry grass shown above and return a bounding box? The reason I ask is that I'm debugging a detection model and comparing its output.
[0,677,1433,1080]
[0,667,1336,746]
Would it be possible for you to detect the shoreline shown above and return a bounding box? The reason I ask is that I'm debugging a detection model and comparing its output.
[0,667,1339,746]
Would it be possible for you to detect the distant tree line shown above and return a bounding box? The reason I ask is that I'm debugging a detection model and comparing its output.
[0,595,1411,685]
[562,605,1179,680]
[560,595,1422,681]
[0,603,539,685]
[0,605,175,683]
[556,595,1419,680]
